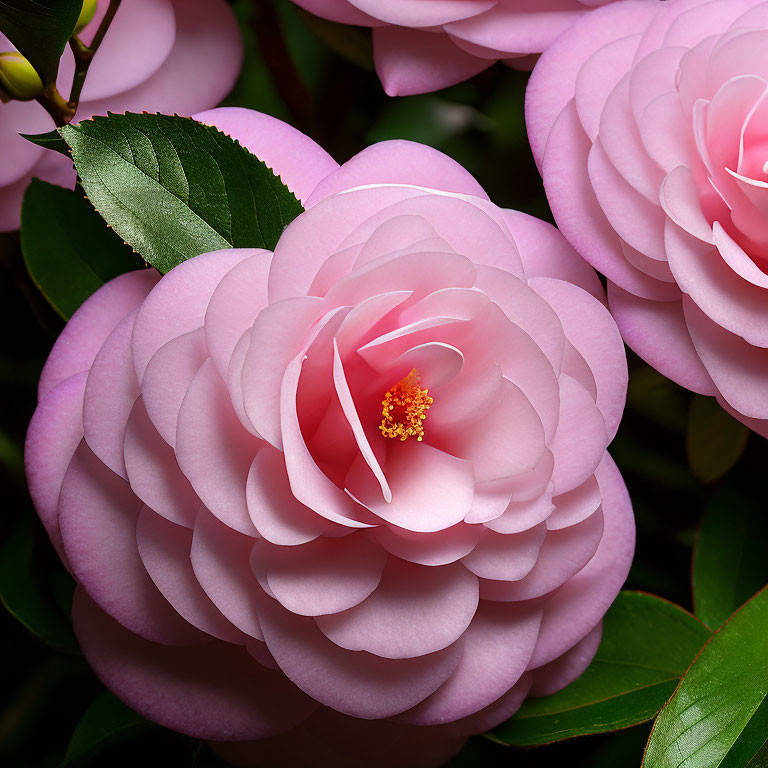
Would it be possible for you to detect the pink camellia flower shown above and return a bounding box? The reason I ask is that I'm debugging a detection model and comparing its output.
[0,0,242,231]
[527,0,768,437]
[288,0,619,96]
[26,108,634,766]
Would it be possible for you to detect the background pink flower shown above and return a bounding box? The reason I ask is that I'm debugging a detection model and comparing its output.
[527,0,768,437]
[0,0,242,231]
[288,0,619,96]
[26,108,634,766]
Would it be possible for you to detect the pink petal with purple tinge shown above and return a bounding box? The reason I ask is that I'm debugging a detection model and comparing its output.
[257,594,463,719]
[39,270,158,400]
[251,534,386,617]
[72,588,317,741]
[59,443,204,645]
[136,507,243,642]
[25,372,86,566]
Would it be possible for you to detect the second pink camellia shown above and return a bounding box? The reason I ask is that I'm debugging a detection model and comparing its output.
[528,0,768,436]
[26,108,634,766]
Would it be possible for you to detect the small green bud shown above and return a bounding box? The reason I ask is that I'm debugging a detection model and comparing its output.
[0,52,44,101]
[75,0,98,35]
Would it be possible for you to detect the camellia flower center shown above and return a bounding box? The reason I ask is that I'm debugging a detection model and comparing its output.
[379,368,433,442]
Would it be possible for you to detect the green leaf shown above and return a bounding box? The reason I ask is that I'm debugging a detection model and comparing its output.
[0,512,76,650]
[20,128,70,155]
[687,395,749,483]
[644,586,768,768]
[0,0,82,83]
[21,179,145,320]
[60,112,304,274]
[693,479,768,630]
[63,691,150,766]
[489,592,710,746]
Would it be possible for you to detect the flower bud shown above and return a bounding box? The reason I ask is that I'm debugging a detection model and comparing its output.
[75,0,98,35]
[0,52,43,101]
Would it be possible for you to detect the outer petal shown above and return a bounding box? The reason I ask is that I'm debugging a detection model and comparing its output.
[373,27,492,98]
[608,282,716,395]
[39,270,159,400]
[528,453,634,668]
[72,588,317,741]
[257,594,463,719]
[25,372,86,565]
[59,443,204,645]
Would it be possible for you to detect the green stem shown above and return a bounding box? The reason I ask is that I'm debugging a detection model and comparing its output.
[34,0,122,127]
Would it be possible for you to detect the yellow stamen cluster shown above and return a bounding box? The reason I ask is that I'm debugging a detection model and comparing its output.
[379,368,433,442]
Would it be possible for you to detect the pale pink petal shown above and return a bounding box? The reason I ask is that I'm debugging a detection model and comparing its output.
[485,493,554,534]
[549,375,607,495]
[502,210,605,300]
[308,139,489,205]
[59,443,204,645]
[372,523,482,566]
[432,378,546,485]
[257,595,463,719]
[190,509,265,639]
[289,0,385,25]
[462,524,547,581]
[268,187,427,304]
[132,248,251,382]
[529,454,633,668]
[72,588,317,741]
[447,0,585,54]
[316,560,478,658]
[666,223,768,347]
[372,27,492,98]
[39,270,159,400]
[203,249,272,380]
[251,534,386,617]
[346,440,475,533]
[246,447,329,546]
[136,507,243,642]
[0,100,49,186]
[541,103,677,302]
[123,398,200,528]
[353,0,494,27]
[480,506,604,602]
[176,360,261,536]
[547,475,601,530]
[659,165,714,243]
[396,600,542,725]
[531,276,627,440]
[194,109,338,205]
[141,328,207,448]
[684,297,768,420]
[241,296,324,449]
